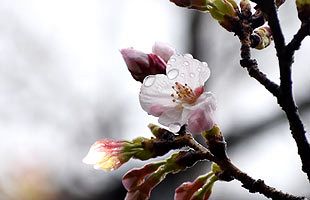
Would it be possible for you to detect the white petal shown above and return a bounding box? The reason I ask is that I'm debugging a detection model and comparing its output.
[139,74,176,115]
[166,54,210,89]
[184,92,216,112]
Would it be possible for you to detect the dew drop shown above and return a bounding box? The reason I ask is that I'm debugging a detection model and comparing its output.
[197,67,202,72]
[169,123,181,132]
[184,61,189,66]
[202,62,208,67]
[167,69,179,80]
[143,76,156,87]
[170,58,176,62]
[190,73,195,78]
[180,73,185,77]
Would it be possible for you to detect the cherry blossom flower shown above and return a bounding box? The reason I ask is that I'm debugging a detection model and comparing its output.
[82,139,130,171]
[120,42,176,82]
[139,54,216,134]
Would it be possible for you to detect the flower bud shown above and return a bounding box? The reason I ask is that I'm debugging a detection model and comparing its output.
[174,173,213,200]
[152,42,176,63]
[124,152,186,200]
[251,26,273,50]
[208,0,239,32]
[190,175,217,200]
[82,139,130,171]
[120,48,166,82]
[122,162,165,191]
[169,0,210,11]
[296,0,310,22]
[83,137,155,171]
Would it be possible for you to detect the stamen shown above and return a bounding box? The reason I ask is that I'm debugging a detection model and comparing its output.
[170,82,202,104]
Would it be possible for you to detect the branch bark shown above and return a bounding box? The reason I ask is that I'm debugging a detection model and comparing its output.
[253,0,310,181]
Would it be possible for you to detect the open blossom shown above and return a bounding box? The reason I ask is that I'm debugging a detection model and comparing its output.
[82,139,129,171]
[121,42,176,82]
[139,54,216,134]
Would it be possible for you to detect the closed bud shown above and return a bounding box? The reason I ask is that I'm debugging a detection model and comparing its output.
[174,173,213,200]
[190,175,217,200]
[120,48,166,82]
[122,162,165,191]
[251,26,273,50]
[208,0,239,32]
[152,42,176,63]
[296,0,310,22]
[240,0,251,17]
[170,0,210,11]
[82,139,131,171]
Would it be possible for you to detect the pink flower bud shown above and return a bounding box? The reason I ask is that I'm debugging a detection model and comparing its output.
[120,48,166,83]
[152,42,176,63]
[82,139,128,171]
[122,163,163,191]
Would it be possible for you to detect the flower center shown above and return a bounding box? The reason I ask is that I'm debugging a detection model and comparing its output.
[171,82,202,104]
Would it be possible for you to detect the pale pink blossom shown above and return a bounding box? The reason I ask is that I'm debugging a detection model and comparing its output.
[139,54,216,134]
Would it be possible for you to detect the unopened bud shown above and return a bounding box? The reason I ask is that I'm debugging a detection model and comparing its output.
[208,0,239,32]
[251,26,273,50]
[296,0,310,22]
[170,0,210,11]
[120,48,166,82]
[240,0,251,17]
[152,42,176,63]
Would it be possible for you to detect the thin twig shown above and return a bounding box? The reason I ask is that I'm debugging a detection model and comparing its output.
[286,22,310,57]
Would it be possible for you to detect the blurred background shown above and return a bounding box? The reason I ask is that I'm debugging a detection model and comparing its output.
[0,0,309,199]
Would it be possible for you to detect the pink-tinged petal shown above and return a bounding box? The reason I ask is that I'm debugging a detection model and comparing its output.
[149,105,165,117]
[158,107,186,132]
[152,42,176,63]
[166,54,210,89]
[194,86,204,96]
[187,109,214,134]
[139,74,176,115]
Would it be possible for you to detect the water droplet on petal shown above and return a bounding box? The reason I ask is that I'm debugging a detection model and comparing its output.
[184,54,193,58]
[197,67,201,72]
[167,69,179,80]
[180,73,185,77]
[202,62,208,67]
[170,58,176,62]
[184,61,189,66]
[169,123,181,132]
[143,76,156,87]
[190,73,195,78]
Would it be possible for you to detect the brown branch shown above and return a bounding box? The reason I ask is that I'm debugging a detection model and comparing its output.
[221,160,307,200]
[184,136,308,200]
[286,22,310,57]
[252,0,310,181]
[237,19,280,97]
